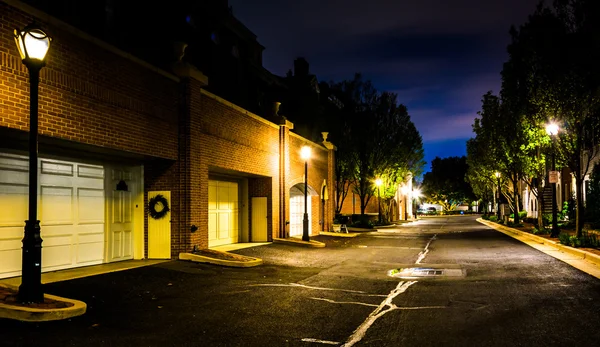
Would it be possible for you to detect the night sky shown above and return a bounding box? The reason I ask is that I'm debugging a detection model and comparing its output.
[228,0,541,171]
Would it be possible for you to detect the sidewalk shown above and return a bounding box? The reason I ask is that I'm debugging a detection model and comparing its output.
[478,218,600,279]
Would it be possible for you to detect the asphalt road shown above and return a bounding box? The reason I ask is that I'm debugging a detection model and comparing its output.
[2,215,600,346]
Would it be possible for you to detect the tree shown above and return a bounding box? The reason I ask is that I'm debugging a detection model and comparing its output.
[328,74,425,216]
[516,0,600,236]
[422,156,475,212]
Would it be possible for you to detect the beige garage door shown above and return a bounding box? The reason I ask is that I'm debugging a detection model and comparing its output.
[208,180,239,247]
[0,153,105,279]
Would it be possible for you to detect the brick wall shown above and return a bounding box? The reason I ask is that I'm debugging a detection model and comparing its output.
[0,3,180,160]
[288,133,330,234]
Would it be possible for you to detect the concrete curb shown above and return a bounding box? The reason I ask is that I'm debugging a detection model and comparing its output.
[272,238,326,248]
[477,218,600,266]
[179,252,263,268]
[319,231,359,238]
[0,283,87,322]
[347,227,378,232]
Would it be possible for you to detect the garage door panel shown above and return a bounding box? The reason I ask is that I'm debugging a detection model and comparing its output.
[40,186,73,224]
[0,236,22,251]
[218,212,230,238]
[42,243,73,269]
[77,242,104,264]
[208,212,218,240]
[41,161,74,177]
[0,184,27,226]
[0,170,27,185]
[0,247,21,273]
[77,165,104,179]
[78,231,104,244]
[78,188,104,223]
[0,155,28,173]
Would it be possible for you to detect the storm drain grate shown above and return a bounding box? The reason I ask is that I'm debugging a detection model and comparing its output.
[388,267,464,278]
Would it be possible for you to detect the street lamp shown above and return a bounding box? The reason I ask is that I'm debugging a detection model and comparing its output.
[546,122,560,237]
[301,146,311,241]
[412,188,422,219]
[375,178,383,223]
[14,23,52,303]
[495,172,501,220]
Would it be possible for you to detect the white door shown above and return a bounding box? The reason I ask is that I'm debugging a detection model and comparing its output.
[0,153,105,279]
[208,180,239,247]
[290,191,311,238]
[106,167,136,262]
[251,197,268,241]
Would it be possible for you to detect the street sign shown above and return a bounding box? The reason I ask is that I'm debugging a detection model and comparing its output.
[549,171,559,183]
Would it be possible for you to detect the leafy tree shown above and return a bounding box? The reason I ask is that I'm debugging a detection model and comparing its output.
[327,75,425,216]
[422,156,475,212]
[584,162,600,227]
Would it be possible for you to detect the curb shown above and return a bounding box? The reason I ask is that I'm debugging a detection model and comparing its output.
[179,253,263,268]
[0,283,87,322]
[347,227,378,232]
[319,231,359,238]
[477,218,600,266]
[272,238,326,248]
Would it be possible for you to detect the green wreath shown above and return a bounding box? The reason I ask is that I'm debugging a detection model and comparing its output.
[148,194,170,220]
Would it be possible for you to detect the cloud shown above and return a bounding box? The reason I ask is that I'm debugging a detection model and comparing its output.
[411,109,476,142]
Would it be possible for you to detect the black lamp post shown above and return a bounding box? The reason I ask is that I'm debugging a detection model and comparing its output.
[14,23,51,303]
[495,172,501,220]
[301,146,311,241]
[375,178,382,223]
[546,122,560,237]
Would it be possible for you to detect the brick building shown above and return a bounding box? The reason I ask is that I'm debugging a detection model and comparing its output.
[0,0,334,279]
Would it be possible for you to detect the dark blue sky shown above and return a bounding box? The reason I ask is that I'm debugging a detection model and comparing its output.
[228,0,541,171]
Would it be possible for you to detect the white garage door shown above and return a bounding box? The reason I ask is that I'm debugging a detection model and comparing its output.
[0,153,105,279]
[208,180,239,247]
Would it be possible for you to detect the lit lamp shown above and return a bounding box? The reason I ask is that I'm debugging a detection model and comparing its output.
[375,178,383,223]
[546,122,560,237]
[412,188,422,219]
[495,172,501,220]
[14,23,51,303]
[301,146,311,241]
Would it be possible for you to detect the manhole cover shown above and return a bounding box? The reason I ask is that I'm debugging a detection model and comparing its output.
[388,267,464,279]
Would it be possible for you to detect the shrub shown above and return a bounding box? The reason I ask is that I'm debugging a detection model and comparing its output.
[482,214,491,220]
[489,216,498,222]
[349,216,374,229]
[542,214,552,226]
[509,211,528,219]
[558,233,571,246]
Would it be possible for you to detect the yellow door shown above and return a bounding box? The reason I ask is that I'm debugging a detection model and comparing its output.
[208,180,239,247]
[251,197,268,241]
[148,191,171,259]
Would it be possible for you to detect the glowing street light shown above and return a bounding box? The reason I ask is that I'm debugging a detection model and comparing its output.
[546,122,560,237]
[14,23,52,303]
[301,146,311,241]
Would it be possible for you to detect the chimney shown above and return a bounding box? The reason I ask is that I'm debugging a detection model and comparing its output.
[294,57,309,77]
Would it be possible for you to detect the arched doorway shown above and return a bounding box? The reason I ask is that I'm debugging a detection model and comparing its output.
[289,183,318,237]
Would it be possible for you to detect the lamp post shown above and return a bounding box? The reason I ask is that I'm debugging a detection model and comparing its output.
[301,146,311,241]
[14,23,52,303]
[412,188,421,219]
[375,178,383,223]
[546,122,560,237]
[495,172,501,220]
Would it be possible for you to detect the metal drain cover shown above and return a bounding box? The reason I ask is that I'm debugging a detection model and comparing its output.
[388,267,464,279]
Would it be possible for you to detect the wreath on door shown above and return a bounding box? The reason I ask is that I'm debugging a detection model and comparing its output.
[148,194,170,220]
